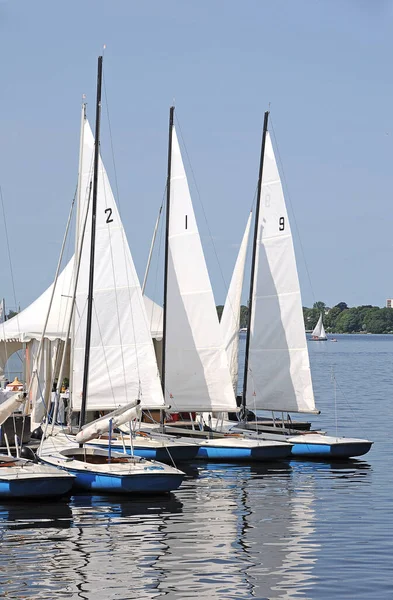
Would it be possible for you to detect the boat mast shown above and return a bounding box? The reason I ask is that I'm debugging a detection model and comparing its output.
[79,56,103,430]
[161,106,174,420]
[241,110,269,417]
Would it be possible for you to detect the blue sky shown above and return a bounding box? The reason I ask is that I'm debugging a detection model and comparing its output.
[0,0,392,311]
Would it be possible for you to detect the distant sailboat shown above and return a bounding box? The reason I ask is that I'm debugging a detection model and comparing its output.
[311,313,327,341]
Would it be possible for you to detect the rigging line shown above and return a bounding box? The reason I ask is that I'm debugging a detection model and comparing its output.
[267,121,359,423]
[102,71,122,213]
[142,192,165,295]
[0,185,22,371]
[269,118,316,305]
[149,188,166,340]
[334,375,368,438]
[54,187,78,337]
[174,113,232,302]
[101,77,146,395]
[117,207,144,395]
[100,163,129,403]
[175,114,258,328]
[53,183,92,435]
[27,193,76,400]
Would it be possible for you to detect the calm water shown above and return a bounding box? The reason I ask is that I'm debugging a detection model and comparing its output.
[1,334,392,599]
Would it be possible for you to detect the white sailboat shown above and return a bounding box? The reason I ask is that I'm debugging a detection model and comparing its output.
[148,107,291,461]
[38,57,186,492]
[236,111,372,458]
[311,313,327,341]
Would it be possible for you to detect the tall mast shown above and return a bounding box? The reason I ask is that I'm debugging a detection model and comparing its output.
[161,106,175,410]
[79,56,103,430]
[241,110,269,416]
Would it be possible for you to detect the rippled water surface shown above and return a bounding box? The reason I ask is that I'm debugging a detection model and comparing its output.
[1,335,392,599]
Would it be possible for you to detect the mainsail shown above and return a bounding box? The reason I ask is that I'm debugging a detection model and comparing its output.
[246,131,316,413]
[220,213,252,391]
[72,119,163,411]
[164,125,236,413]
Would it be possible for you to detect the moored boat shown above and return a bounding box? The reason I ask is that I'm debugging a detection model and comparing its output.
[0,454,74,499]
[222,111,372,460]
[39,432,184,494]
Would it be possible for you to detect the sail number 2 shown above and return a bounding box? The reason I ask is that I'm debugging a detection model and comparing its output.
[105,208,114,223]
[279,217,285,231]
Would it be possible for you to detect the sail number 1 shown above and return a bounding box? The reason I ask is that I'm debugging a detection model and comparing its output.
[279,217,285,231]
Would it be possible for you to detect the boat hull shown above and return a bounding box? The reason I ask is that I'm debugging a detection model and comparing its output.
[58,467,184,494]
[0,475,73,499]
[195,441,291,461]
[290,440,373,458]
[39,441,185,495]
[90,441,199,463]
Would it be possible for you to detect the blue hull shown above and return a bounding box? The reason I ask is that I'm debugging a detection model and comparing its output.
[290,441,372,458]
[196,445,290,461]
[61,468,184,495]
[0,477,73,499]
[92,443,199,463]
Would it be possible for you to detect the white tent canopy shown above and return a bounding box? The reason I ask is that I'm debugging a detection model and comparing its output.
[0,256,163,375]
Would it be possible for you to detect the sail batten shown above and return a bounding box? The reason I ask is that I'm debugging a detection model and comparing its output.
[246,131,316,414]
[165,126,236,413]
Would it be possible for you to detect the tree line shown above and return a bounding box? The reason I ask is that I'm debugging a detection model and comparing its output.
[304,301,393,334]
[217,301,393,334]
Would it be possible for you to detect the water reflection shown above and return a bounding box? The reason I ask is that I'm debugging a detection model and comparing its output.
[0,500,72,530]
[0,458,374,599]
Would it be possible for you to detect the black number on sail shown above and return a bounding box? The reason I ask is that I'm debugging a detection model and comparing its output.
[105,208,113,223]
[279,216,285,231]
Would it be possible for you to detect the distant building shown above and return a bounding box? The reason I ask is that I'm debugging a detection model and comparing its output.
[386,299,393,308]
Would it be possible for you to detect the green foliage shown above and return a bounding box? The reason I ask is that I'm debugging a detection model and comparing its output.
[6,310,18,320]
[219,301,393,334]
[216,305,249,328]
[303,301,393,334]
[240,305,248,328]
[313,301,326,312]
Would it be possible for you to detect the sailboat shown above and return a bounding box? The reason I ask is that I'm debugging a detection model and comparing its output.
[311,313,327,341]
[0,391,75,499]
[233,111,372,459]
[38,56,185,493]
[144,106,291,462]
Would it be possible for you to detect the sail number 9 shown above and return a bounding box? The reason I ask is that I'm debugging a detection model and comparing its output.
[279,217,285,231]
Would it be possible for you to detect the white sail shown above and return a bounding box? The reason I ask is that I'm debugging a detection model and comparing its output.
[72,120,164,411]
[220,212,252,391]
[312,313,327,339]
[165,126,236,413]
[246,131,316,413]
